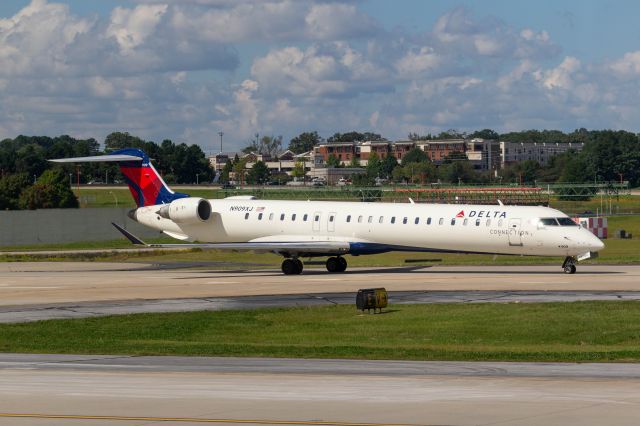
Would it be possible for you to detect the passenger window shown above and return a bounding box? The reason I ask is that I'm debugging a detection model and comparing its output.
[427,217,431,225]
[269,213,274,220]
[292,214,296,221]
[413,217,418,224]
[358,215,363,223]
[303,214,308,221]
[368,216,373,223]
[475,219,480,226]
[280,213,285,221]
[402,217,407,224]
[463,218,468,226]
[451,218,455,225]
[379,216,383,223]
[391,216,396,224]
[486,219,491,226]
[258,213,263,220]
[439,218,443,225]
[245,213,249,220]
[346,215,351,223]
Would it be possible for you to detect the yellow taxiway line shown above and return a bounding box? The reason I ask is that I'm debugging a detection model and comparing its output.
[0,413,426,426]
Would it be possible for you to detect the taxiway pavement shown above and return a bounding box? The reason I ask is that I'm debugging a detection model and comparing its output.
[1,262,639,322]
[1,354,640,425]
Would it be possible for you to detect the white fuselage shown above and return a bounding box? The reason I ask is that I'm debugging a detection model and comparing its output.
[133,199,604,258]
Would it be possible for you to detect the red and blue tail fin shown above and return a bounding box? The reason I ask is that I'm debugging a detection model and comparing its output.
[50,148,189,207]
[111,148,188,207]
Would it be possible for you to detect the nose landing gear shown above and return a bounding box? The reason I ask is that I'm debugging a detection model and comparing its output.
[282,258,303,275]
[562,256,577,274]
[326,256,347,273]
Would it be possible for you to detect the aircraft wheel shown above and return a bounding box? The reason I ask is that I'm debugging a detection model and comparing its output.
[282,258,300,275]
[564,264,576,274]
[337,256,347,272]
[326,257,340,273]
[294,258,304,274]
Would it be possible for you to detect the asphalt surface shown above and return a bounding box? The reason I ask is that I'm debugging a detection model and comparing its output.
[2,355,640,426]
[1,262,639,322]
[2,290,640,323]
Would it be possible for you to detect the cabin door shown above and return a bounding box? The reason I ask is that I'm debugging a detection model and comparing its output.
[508,218,523,246]
[313,211,322,232]
[327,212,336,232]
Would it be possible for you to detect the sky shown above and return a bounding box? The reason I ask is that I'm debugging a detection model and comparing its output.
[1,0,640,153]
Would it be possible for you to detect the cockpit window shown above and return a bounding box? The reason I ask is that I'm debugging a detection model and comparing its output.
[540,218,558,226]
[557,217,578,226]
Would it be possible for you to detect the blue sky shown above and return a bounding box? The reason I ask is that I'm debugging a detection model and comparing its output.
[1,0,640,152]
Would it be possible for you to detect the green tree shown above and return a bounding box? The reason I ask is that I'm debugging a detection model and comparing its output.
[0,173,30,210]
[291,161,306,179]
[380,155,398,179]
[246,161,270,184]
[349,156,361,167]
[400,148,428,166]
[327,131,383,142]
[18,169,78,209]
[232,158,248,184]
[469,129,499,140]
[288,131,322,154]
[326,154,341,168]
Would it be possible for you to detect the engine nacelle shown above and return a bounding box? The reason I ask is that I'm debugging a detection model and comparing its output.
[157,198,211,223]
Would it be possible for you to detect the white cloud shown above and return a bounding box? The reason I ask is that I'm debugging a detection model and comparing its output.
[106,4,168,53]
[395,47,441,78]
[540,56,581,90]
[3,1,640,149]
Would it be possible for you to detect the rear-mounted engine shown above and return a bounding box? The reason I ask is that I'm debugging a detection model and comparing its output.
[157,198,211,223]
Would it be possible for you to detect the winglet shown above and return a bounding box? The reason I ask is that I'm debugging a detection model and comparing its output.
[408,197,415,204]
[111,222,146,245]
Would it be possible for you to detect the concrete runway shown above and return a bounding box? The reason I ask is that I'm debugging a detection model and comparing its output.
[2,354,640,426]
[0,262,637,322]
[1,262,639,322]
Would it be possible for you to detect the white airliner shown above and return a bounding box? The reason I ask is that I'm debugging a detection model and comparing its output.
[52,148,604,275]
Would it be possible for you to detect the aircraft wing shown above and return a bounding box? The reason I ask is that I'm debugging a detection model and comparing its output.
[112,223,350,255]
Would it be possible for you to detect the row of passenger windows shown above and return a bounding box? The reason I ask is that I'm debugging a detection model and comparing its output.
[243,212,506,227]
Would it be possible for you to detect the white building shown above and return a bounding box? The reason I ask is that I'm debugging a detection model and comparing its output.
[500,142,585,168]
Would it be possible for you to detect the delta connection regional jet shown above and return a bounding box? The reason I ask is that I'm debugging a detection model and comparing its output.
[52,148,604,275]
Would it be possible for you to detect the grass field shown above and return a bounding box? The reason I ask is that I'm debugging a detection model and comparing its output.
[2,302,640,362]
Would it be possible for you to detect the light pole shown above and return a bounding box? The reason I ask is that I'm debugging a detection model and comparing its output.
[196,173,199,185]
[218,131,224,153]
[108,191,118,207]
[69,173,73,187]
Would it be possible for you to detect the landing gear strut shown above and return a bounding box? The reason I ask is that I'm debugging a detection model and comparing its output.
[326,256,347,273]
[282,258,303,275]
[562,256,577,274]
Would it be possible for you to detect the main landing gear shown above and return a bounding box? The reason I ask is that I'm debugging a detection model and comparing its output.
[280,256,348,275]
[562,256,577,274]
[326,256,347,273]
[281,258,303,275]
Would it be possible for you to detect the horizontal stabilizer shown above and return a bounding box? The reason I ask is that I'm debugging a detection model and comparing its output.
[112,222,146,245]
[50,154,144,163]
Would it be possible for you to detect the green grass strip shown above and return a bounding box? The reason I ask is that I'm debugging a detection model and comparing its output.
[3,302,640,362]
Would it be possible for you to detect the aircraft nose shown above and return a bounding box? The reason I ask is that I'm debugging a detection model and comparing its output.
[586,232,605,251]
